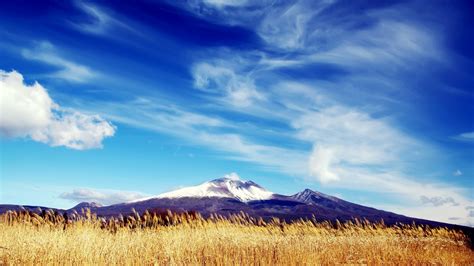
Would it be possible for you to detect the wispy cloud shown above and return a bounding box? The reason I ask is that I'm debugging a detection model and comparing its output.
[202,0,250,8]
[310,20,442,69]
[420,196,460,207]
[192,61,265,107]
[258,0,335,51]
[85,97,308,176]
[59,188,146,206]
[453,132,474,143]
[453,169,463,176]
[21,41,96,83]
[377,202,473,227]
[72,2,137,36]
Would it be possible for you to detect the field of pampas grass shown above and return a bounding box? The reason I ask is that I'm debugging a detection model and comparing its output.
[0,209,473,265]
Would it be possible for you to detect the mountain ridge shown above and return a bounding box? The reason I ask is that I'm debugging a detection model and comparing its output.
[1,175,472,241]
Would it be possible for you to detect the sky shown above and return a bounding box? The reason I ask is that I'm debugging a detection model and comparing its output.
[0,0,473,226]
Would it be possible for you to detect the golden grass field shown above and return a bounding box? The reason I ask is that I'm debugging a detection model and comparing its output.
[0,209,473,265]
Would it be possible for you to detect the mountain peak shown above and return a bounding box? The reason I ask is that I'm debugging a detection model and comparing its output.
[135,174,274,202]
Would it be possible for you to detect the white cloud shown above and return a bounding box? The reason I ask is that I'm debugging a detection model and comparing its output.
[22,42,95,83]
[30,111,116,150]
[308,145,338,182]
[0,70,115,150]
[60,188,146,206]
[290,106,417,183]
[0,71,53,137]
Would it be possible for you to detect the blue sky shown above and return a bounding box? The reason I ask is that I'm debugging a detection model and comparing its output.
[0,0,473,225]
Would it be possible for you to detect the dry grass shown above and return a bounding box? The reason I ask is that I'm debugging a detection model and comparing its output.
[0,209,473,265]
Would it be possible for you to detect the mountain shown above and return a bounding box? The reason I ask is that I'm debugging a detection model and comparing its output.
[132,173,274,202]
[87,176,427,225]
[292,188,340,204]
[0,204,61,214]
[289,189,405,223]
[89,175,469,231]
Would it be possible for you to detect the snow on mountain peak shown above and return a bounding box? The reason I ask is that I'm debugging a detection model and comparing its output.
[144,174,274,202]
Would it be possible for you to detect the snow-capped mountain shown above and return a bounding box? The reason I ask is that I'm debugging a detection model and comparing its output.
[134,173,274,202]
[1,173,471,240]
